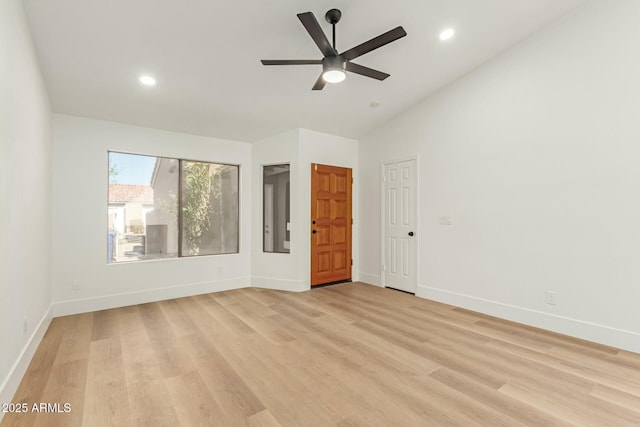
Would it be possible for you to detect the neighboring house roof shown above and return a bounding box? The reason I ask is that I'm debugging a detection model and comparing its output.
[108,184,154,204]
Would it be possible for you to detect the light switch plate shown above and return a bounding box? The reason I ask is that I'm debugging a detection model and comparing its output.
[439,216,453,226]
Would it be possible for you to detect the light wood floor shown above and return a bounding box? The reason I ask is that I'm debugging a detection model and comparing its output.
[3,282,640,426]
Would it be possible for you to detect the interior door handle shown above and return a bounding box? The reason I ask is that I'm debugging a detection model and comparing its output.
[408,231,414,236]
[312,230,317,234]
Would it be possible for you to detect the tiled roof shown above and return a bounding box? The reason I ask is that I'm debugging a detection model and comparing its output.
[108,184,153,204]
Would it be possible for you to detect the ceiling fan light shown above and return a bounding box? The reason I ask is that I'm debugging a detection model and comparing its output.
[322,69,346,83]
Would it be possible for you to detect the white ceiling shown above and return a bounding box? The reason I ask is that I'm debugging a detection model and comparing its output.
[23,0,585,142]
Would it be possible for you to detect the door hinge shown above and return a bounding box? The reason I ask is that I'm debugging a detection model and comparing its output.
[351,259,353,266]
[352,177,354,184]
[351,218,353,225]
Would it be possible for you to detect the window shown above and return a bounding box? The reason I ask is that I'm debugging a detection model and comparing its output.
[181,161,239,256]
[108,152,239,263]
[263,164,290,253]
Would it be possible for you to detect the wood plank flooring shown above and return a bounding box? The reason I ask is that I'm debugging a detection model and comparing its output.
[3,282,640,426]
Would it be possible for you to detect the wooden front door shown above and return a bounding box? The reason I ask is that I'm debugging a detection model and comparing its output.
[311,164,352,286]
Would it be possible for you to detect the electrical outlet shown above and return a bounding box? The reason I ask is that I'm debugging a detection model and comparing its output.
[23,316,28,336]
[545,291,558,306]
[72,279,80,291]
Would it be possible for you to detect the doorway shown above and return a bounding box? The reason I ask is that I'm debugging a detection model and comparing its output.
[382,158,417,293]
[310,163,352,286]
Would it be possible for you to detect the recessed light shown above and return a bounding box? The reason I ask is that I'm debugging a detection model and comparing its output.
[139,75,156,86]
[439,28,455,41]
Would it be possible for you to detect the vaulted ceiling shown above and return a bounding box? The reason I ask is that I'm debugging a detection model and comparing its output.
[24,0,585,142]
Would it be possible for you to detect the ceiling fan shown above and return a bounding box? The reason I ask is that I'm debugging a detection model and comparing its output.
[261,9,407,90]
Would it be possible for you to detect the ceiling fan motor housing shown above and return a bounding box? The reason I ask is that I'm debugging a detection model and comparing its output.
[323,55,345,72]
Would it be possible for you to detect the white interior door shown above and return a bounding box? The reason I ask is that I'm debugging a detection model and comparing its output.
[264,184,274,252]
[384,159,417,293]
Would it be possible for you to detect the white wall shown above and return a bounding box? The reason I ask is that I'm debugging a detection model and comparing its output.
[252,129,359,291]
[0,0,53,412]
[251,129,305,291]
[51,115,252,315]
[359,0,640,352]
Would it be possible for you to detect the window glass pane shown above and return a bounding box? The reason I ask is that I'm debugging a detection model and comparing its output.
[108,152,179,263]
[263,164,290,253]
[180,161,239,256]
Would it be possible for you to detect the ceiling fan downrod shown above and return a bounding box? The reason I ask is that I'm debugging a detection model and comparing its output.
[325,9,342,51]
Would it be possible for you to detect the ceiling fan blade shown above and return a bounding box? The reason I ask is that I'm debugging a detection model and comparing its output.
[341,26,407,61]
[297,12,337,57]
[261,59,323,65]
[312,74,326,91]
[345,62,390,80]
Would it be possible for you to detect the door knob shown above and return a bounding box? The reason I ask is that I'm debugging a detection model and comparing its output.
[312,230,317,234]
[408,231,414,236]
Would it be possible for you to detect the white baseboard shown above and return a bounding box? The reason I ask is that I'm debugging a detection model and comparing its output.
[0,305,52,423]
[359,271,382,287]
[52,277,251,317]
[416,285,640,354]
[251,276,308,292]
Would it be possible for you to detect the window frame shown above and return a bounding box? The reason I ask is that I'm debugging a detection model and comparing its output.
[107,150,241,264]
[262,163,291,254]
